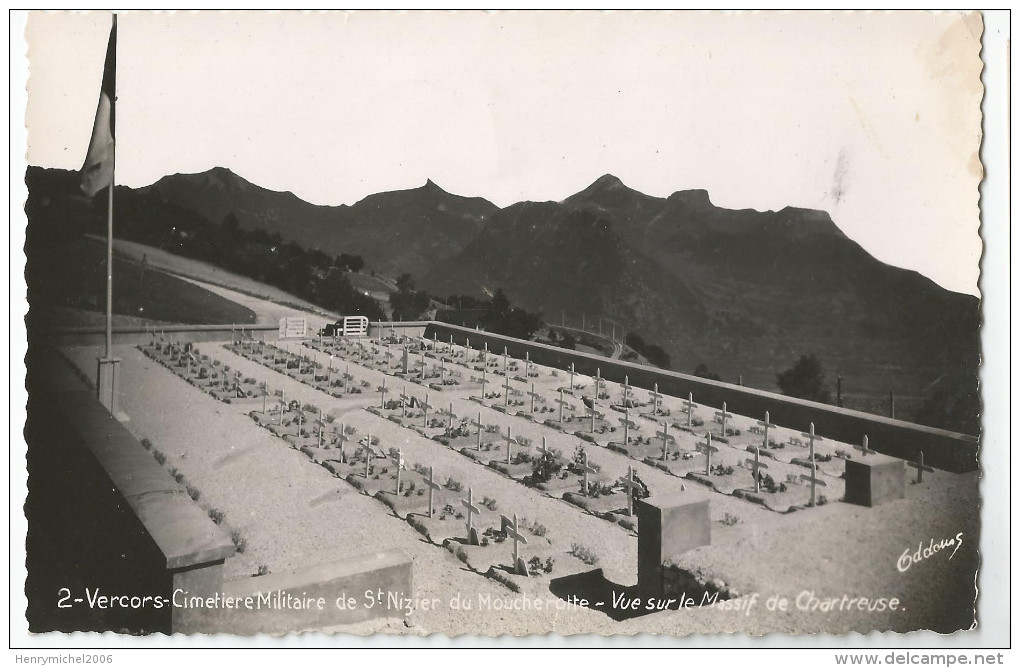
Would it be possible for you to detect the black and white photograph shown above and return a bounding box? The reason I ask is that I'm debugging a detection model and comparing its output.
[10,8,1011,656]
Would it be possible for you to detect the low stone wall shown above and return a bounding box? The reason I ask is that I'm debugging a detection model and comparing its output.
[177,551,414,634]
[417,322,979,473]
[369,320,429,340]
[26,375,235,634]
[36,323,280,347]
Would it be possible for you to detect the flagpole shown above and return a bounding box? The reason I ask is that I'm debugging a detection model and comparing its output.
[106,129,114,360]
[106,13,116,361]
[93,13,120,416]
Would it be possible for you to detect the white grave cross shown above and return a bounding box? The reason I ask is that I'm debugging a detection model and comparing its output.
[425,466,441,518]
[618,467,641,516]
[907,451,935,483]
[698,433,720,476]
[462,487,481,545]
[715,402,733,436]
[682,392,698,428]
[854,435,872,457]
[500,513,529,575]
[745,446,769,493]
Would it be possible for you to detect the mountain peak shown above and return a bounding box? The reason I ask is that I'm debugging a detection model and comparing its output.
[590,173,626,190]
[667,188,713,208]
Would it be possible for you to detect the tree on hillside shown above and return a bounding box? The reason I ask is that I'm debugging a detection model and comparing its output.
[390,273,431,321]
[777,354,832,403]
[480,288,542,340]
[625,332,671,370]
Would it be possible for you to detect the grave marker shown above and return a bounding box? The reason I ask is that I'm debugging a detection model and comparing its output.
[580,452,598,495]
[619,407,637,445]
[470,412,485,450]
[569,363,575,390]
[800,461,827,506]
[618,467,641,516]
[715,402,732,436]
[500,513,529,576]
[503,347,509,374]
[801,422,823,452]
[425,466,441,518]
[907,451,935,483]
[505,426,514,464]
[439,402,455,430]
[504,375,512,408]
[621,375,631,407]
[657,422,674,461]
[527,383,540,413]
[390,448,405,495]
[538,436,553,459]
[757,411,776,448]
[421,392,433,427]
[698,433,720,476]
[556,388,570,423]
[854,435,872,457]
[362,433,373,478]
[379,377,388,408]
[682,392,698,428]
[337,422,349,461]
[462,487,481,545]
[745,446,769,493]
[649,383,662,416]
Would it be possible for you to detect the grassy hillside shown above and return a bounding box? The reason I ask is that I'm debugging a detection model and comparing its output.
[27,237,256,329]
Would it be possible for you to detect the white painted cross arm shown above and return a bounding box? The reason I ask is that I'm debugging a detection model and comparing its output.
[500,515,528,545]
[698,441,720,455]
[799,471,826,486]
[907,451,935,482]
[462,490,481,517]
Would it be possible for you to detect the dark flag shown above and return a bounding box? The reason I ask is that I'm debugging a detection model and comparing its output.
[80,17,116,197]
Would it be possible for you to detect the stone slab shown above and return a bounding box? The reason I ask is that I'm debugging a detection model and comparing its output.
[844,453,906,507]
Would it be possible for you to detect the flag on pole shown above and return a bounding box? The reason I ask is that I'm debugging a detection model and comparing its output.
[80,17,117,197]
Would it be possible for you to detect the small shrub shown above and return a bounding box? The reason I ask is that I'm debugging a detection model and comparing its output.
[230,530,247,554]
[208,508,225,524]
[569,543,600,566]
[153,450,166,466]
[254,564,270,577]
[481,496,498,511]
[186,485,201,501]
[140,437,153,451]
[444,477,463,492]
[528,556,543,576]
[721,512,741,526]
[455,547,469,564]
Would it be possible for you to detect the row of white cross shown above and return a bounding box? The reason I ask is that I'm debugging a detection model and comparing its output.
[226,337,939,517]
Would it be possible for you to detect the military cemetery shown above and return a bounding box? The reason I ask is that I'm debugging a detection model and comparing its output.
[19,9,996,650]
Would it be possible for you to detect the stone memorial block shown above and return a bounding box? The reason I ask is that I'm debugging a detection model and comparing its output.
[844,452,906,507]
[636,492,711,596]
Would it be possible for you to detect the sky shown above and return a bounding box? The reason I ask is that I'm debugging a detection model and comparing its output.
[20,10,984,296]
